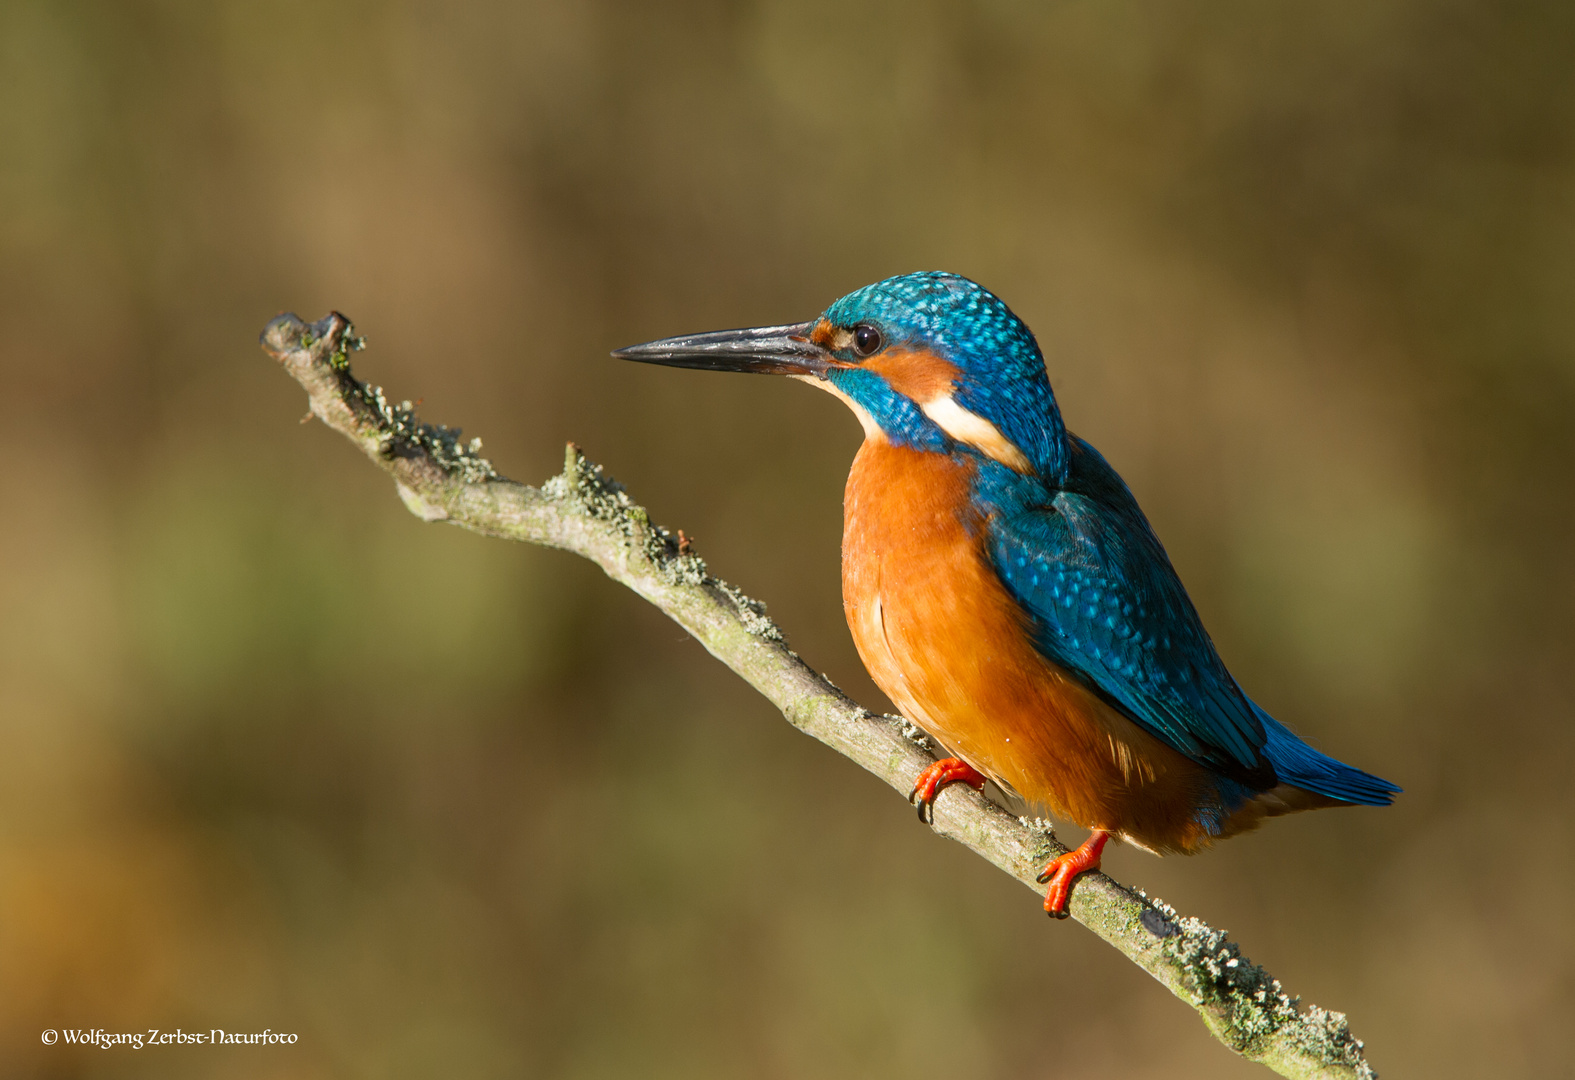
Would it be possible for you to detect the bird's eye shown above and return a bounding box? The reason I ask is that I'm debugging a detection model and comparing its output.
[852,323,883,357]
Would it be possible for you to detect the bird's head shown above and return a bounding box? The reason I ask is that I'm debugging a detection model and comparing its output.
[615,272,1069,482]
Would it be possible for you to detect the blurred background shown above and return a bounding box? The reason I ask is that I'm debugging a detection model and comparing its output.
[2,1,1572,1077]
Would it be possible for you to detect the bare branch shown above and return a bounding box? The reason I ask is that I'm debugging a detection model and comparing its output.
[260,312,1377,1080]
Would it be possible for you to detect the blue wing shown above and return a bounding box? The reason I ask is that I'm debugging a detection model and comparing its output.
[978,435,1398,805]
[980,436,1273,784]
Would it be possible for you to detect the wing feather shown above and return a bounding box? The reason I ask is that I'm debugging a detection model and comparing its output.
[982,437,1271,783]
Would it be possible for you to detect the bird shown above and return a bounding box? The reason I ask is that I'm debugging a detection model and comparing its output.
[614,272,1399,917]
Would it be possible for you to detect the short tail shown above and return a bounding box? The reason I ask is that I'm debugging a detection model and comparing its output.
[1250,701,1401,806]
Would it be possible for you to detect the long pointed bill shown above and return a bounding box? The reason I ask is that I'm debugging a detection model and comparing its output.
[612,321,832,377]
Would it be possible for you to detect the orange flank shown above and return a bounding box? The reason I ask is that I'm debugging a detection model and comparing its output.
[842,439,1239,857]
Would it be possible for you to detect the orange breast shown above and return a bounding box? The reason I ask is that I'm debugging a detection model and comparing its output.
[841,438,1227,854]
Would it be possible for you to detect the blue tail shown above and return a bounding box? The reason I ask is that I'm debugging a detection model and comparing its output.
[1249,700,1401,806]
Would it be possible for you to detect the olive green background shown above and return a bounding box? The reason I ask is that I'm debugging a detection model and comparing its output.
[3,2,1571,1077]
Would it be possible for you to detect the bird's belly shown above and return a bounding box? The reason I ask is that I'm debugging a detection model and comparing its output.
[842,440,1221,852]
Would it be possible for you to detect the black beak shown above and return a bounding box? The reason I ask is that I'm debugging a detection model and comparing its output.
[612,321,832,377]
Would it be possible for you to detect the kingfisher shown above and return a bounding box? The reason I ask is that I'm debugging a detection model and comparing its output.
[615,272,1399,917]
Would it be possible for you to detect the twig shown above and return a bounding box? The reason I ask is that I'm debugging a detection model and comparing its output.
[260,311,1378,1080]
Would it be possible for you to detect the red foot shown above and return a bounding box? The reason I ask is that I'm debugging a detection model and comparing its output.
[909,757,987,824]
[1037,830,1110,919]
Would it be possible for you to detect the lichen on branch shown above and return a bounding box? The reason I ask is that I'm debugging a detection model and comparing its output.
[260,311,1378,1080]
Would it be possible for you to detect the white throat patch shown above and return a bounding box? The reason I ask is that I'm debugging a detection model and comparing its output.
[793,374,1030,471]
[919,395,1032,472]
[791,374,883,440]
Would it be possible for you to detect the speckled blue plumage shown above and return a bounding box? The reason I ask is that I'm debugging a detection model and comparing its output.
[821,272,1399,820]
[825,272,1069,480]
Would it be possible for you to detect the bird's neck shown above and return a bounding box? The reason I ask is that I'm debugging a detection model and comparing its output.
[843,439,981,564]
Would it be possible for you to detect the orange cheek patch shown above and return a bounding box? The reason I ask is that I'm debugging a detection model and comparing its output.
[864,348,961,403]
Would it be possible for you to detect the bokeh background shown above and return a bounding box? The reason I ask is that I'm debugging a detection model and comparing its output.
[3,1,1572,1077]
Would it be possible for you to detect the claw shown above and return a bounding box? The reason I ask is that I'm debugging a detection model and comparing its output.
[1037,830,1109,917]
[909,758,987,825]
